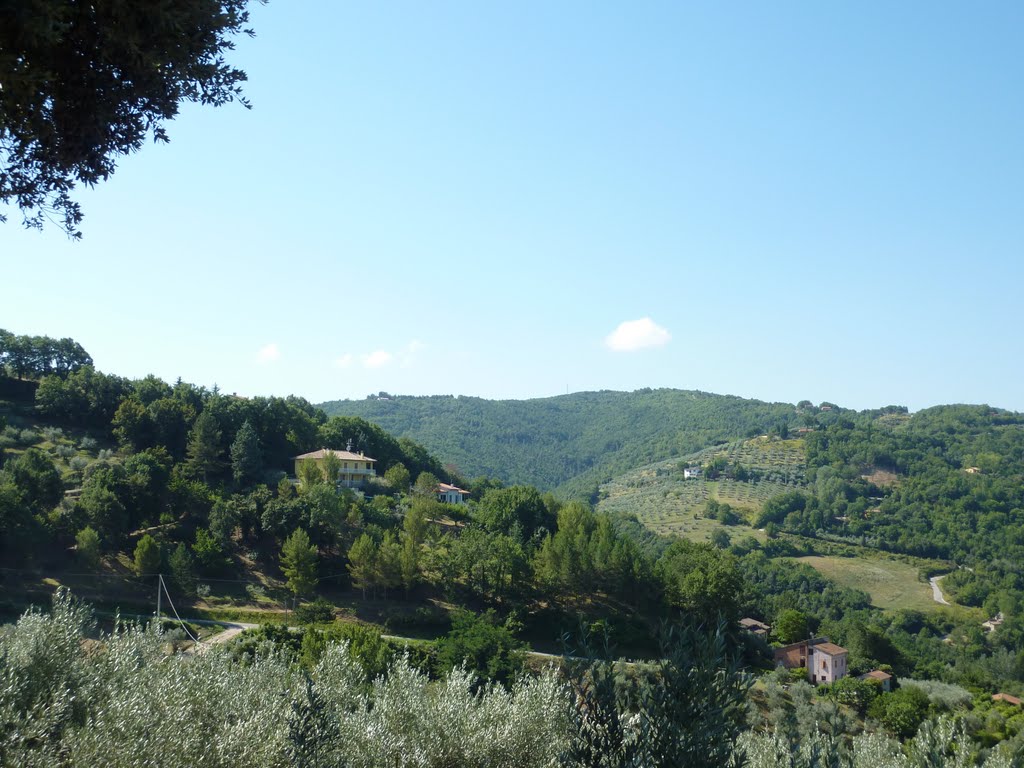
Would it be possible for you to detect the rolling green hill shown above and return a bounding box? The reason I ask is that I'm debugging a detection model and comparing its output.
[319,389,806,496]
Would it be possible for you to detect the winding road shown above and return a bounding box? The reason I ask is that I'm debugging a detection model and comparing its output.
[929,575,950,605]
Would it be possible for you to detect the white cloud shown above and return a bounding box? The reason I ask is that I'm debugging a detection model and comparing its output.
[334,353,354,369]
[400,339,426,368]
[363,350,394,369]
[604,318,671,352]
[256,342,280,364]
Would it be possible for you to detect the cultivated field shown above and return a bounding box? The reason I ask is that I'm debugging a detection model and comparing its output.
[598,436,805,543]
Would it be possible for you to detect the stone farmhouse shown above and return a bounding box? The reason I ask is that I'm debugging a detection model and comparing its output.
[774,637,849,685]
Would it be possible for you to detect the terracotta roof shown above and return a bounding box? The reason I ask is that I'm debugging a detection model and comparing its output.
[863,670,892,680]
[438,482,470,495]
[812,642,847,656]
[740,618,770,630]
[294,449,376,463]
[993,693,1022,706]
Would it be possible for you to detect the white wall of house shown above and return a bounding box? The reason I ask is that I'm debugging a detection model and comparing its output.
[810,650,847,684]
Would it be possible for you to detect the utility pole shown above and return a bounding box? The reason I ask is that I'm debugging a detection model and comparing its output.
[156,574,162,623]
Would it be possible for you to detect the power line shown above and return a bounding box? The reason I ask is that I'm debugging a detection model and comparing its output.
[156,574,202,645]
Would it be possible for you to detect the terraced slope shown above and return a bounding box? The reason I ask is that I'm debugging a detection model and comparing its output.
[598,436,807,541]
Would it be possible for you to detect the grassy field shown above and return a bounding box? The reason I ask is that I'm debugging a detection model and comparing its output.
[795,555,940,613]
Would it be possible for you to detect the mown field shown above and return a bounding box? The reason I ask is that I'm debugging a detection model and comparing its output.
[795,555,941,613]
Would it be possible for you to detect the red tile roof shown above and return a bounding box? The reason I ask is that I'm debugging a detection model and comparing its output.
[438,483,470,495]
[993,693,1022,706]
[864,670,892,681]
[813,642,848,656]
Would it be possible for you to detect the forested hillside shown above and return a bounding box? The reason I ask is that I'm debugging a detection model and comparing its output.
[319,390,805,497]
[4,330,1024,760]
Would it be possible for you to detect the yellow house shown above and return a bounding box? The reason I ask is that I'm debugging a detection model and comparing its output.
[294,448,377,488]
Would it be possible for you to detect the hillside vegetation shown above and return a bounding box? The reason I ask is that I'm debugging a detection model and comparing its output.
[319,390,803,497]
[5,329,1024,759]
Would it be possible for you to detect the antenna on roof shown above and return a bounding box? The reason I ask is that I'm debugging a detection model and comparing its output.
[346,438,353,452]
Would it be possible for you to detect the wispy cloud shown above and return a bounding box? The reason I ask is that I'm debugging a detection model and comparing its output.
[400,339,426,368]
[604,318,671,352]
[256,342,281,364]
[363,350,394,369]
[334,353,354,369]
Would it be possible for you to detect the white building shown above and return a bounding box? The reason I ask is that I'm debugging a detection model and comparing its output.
[438,482,470,504]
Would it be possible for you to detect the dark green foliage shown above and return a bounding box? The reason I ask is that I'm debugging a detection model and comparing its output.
[231,419,262,487]
[868,685,932,739]
[0,0,258,236]
[384,462,411,492]
[656,540,743,626]
[133,534,161,575]
[824,676,881,714]
[294,598,334,625]
[737,552,871,624]
[192,527,230,575]
[796,405,1024,563]
[75,526,101,569]
[112,397,151,452]
[1,447,62,514]
[186,410,224,482]
[475,484,553,539]
[301,623,394,679]
[435,609,525,687]
[774,609,809,644]
[285,676,342,768]
[168,543,196,597]
[282,528,318,598]
[0,331,92,380]
[534,503,651,600]
[35,366,130,430]
[564,621,750,768]
[77,471,128,546]
[319,389,803,496]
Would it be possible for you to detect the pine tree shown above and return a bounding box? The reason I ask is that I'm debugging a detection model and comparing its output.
[186,409,223,483]
[134,534,161,575]
[169,542,196,596]
[281,528,318,598]
[376,531,402,600]
[400,534,420,597]
[347,533,378,599]
[230,419,261,487]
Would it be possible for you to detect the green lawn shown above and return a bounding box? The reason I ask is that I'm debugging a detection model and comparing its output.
[795,555,940,613]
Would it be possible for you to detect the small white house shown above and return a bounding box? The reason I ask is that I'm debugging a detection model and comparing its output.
[683,466,702,480]
[438,483,470,504]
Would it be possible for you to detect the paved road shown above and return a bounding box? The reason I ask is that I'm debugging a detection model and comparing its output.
[930,575,950,605]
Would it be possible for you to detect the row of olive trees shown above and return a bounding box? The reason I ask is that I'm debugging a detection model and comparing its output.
[1,591,1020,768]
[0,590,568,768]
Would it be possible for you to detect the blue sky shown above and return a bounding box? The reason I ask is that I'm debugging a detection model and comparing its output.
[4,2,1023,412]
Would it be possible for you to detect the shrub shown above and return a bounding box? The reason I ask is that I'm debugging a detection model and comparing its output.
[133,534,161,576]
[294,598,334,625]
[75,527,101,569]
[42,426,64,442]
